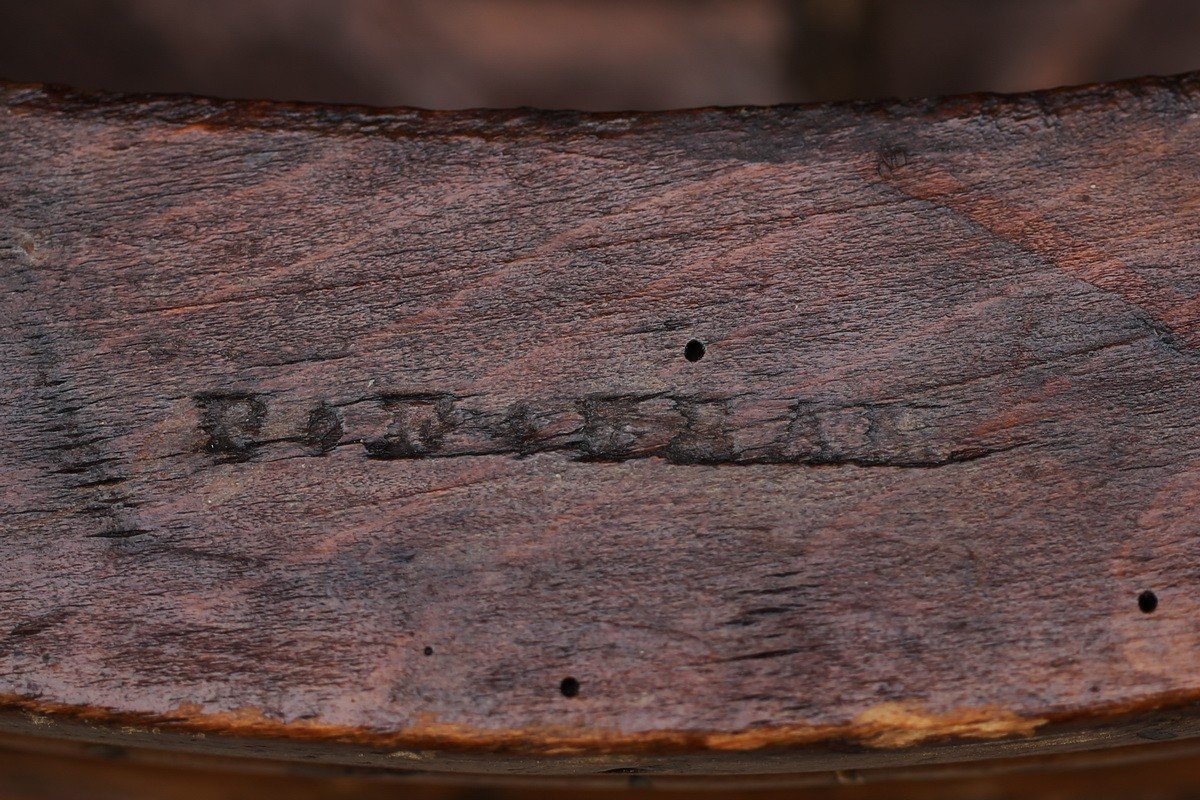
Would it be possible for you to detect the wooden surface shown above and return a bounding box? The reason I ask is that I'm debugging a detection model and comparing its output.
[4,73,1200,775]
[8,735,1200,799]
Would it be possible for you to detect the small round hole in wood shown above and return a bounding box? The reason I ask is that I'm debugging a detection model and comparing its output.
[684,339,705,362]
[1138,590,1158,613]
[559,677,580,698]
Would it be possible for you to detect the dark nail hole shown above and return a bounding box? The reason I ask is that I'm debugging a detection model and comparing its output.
[684,339,705,362]
[1138,590,1158,613]
[559,677,580,698]
[423,646,434,656]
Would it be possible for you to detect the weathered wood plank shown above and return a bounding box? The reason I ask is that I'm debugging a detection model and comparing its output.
[3,75,1200,774]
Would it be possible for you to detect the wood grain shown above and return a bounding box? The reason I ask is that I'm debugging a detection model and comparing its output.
[4,74,1200,774]
[7,732,1200,798]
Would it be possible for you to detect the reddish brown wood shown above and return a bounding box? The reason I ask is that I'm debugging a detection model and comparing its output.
[4,74,1200,775]
[7,732,1200,798]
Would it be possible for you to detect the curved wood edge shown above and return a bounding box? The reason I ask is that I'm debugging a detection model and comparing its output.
[4,70,1200,127]
[5,716,1200,793]
[3,696,1200,776]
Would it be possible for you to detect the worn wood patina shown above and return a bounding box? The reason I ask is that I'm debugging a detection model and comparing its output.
[3,74,1200,775]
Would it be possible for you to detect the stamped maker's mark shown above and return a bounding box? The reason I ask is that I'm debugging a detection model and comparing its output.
[195,391,1018,469]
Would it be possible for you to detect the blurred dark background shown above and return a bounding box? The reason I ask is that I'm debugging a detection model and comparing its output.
[0,0,1198,109]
